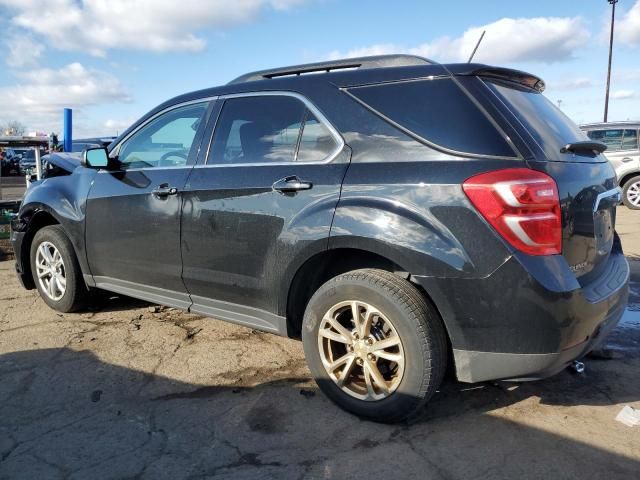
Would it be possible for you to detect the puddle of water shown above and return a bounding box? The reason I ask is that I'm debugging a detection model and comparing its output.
[619,309,640,329]
[604,309,640,356]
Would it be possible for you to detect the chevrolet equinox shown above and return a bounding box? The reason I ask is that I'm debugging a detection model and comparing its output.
[12,55,630,422]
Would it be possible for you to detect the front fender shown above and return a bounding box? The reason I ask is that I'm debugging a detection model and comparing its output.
[15,169,98,279]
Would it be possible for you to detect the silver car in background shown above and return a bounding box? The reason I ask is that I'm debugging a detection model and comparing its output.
[581,121,640,209]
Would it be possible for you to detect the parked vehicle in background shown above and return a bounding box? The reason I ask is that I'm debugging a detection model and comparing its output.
[71,137,116,153]
[18,150,38,175]
[1,149,19,176]
[11,55,629,422]
[581,122,640,209]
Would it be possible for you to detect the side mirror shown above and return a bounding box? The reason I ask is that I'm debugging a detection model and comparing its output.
[82,147,112,169]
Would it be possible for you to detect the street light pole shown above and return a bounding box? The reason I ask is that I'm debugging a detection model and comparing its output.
[604,0,618,123]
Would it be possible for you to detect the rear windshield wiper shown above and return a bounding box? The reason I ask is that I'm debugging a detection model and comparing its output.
[560,141,607,156]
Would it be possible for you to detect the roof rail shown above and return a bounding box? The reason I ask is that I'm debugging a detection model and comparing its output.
[228,54,434,84]
[580,120,640,127]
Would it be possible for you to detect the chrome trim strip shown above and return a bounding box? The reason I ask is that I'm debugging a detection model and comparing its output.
[593,187,622,212]
[97,165,192,173]
[201,90,345,167]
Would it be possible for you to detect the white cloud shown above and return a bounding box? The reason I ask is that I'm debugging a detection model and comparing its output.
[617,0,640,46]
[0,63,131,133]
[550,77,594,90]
[104,118,136,135]
[329,16,590,64]
[5,34,44,68]
[0,0,309,57]
[614,68,640,82]
[611,90,636,100]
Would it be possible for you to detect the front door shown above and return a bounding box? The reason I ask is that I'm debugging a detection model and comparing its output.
[85,100,211,308]
[180,93,349,330]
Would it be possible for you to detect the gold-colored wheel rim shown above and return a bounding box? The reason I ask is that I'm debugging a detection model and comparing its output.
[317,300,405,401]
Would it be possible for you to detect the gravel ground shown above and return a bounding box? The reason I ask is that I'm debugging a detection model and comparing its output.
[0,208,638,479]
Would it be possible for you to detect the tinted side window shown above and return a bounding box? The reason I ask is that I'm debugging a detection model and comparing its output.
[210,96,307,164]
[297,114,338,162]
[587,129,623,151]
[348,78,516,157]
[118,102,208,169]
[622,129,639,150]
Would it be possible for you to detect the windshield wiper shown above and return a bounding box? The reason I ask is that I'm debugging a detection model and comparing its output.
[560,141,607,156]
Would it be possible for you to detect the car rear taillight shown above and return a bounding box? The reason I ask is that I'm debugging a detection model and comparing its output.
[462,168,561,256]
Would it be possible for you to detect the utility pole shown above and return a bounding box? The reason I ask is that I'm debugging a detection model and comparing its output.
[604,0,618,123]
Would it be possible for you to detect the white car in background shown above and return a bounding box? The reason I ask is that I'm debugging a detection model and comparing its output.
[581,122,640,210]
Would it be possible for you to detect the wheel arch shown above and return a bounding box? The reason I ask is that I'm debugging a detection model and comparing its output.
[16,207,61,290]
[620,171,640,189]
[284,246,452,349]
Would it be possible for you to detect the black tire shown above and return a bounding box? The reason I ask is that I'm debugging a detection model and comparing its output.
[30,225,88,312]
[302,269,447,423]
[622,175,640,210]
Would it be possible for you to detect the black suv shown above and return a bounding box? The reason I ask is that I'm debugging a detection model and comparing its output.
[11,55,629,422]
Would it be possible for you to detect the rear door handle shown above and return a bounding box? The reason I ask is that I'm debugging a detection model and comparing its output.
[272,176,313,193]
[621,157,633,163]
[152,183,178,198]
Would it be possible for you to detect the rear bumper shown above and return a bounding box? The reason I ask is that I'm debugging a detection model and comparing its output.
[451,297,625,382]
[413,246,629,383]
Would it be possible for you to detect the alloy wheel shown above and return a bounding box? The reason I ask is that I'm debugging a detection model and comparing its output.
[627,180,640,207]
[35,241,66,301]
[317,300,405,401]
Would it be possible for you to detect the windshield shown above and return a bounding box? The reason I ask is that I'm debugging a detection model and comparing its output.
[486,80,594,161]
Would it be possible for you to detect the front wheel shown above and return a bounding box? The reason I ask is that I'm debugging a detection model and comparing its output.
[302,269,447,423]
[622,175,640,210]
[30,225,89,312]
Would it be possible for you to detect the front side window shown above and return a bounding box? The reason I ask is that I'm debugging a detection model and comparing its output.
[117,102,208,169]
[209,95,338,164]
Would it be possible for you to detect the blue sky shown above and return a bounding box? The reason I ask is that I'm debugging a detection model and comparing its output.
[1,0,639,137]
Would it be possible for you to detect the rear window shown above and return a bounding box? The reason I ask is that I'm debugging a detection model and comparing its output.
[348,78,516,158]
[487,80,590,160]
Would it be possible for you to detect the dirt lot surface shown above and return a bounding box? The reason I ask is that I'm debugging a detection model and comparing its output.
[1,209,639,479]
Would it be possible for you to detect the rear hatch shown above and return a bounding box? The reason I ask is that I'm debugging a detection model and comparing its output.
[477,73,619,281]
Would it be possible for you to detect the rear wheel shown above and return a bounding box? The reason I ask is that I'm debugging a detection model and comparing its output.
[30,225,89,312]
[622,175,640,210]
[302,269,447,423]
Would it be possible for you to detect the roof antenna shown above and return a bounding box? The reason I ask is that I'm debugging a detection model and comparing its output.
[467,30,486,63]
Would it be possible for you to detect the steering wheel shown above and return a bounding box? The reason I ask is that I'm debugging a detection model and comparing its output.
[159,151,188,167]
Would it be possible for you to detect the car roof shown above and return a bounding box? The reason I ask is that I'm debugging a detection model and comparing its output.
[110,55,544,149]
[580,121,640,130]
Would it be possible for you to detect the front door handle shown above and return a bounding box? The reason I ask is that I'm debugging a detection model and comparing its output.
[272,176,313,193]
[152,183,178,198]
[621,157,633,163]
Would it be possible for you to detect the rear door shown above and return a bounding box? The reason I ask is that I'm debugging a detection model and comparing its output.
[180,92,349,327]
[480,78,620,280]
[85,100,211,307]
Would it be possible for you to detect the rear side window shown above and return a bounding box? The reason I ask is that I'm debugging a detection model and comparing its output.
[587,129,638,151]
[487,81,589,160]
[209,95,339,165]
[348,78,516,158]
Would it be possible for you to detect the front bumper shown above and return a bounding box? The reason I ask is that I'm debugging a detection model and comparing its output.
[413,247,630,383]
[11,229,34,290]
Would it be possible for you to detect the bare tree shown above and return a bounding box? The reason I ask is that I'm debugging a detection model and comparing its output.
[2,120,26,136]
